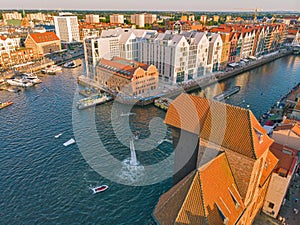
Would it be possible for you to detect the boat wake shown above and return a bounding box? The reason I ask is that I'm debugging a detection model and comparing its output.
[117,158,145,184]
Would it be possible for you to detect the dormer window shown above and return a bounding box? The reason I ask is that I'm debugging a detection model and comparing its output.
[254,129,263,144]
[216,203,229,224]
[229,189,240,209]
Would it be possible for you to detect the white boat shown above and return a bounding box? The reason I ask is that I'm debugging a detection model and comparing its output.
[41,65,62,75]
[120,112,136,117]
[63,61,80,68]
[22,73,42,84]
[7,78,33,87]
[55,133,63,138]
[91,185,109,194]
[63,138,76,146]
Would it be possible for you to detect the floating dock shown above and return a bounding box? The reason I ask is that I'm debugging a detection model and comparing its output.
[77,93,113,109]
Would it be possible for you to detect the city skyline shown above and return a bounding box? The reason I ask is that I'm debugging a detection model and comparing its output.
[1,0,300,12]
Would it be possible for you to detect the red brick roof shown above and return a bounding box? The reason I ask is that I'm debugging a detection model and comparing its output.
[29,32,60,43]
[98,56,151,80]
[270,142,298,176]
[165,94,273,159]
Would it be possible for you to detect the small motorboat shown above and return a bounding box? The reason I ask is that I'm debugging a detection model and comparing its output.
[55,133,63,138]
[63,138,76,146]
[0,101,13,109]
[91,185,108,194]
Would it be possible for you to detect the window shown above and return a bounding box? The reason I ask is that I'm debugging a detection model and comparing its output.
[229,189,240,209]
[216,203,229,224]
[268,202,275,209]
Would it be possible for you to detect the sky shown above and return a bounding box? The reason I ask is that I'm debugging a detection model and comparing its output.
[1,0,299,11]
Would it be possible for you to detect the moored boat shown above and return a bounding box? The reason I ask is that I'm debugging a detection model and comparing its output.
[7,78,33,87]
[63,138,76,146]
[22,73,42,84]
[213,86,240,101]
[77,93,113,110]
[91,185,108,194]
[63,61,81,68]
[41,65,62,75]
[0,101,13,109]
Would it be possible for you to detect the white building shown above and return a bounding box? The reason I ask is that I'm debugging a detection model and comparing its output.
[26,12,46,22]
[84,28,222,85]
[241,30,256,59]
[131,14,145,28]
[85,14,99,24]
[139,31,211,84]
[2,12,22,21]
[0,36,21,55]
[206,33,223,72]
[84,28,157,79]
[54,13,80,43]
[109,14,124,24]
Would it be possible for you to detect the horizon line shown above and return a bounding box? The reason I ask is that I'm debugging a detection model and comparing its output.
[0,8,300,13]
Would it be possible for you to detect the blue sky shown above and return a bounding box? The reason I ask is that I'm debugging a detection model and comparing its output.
[1,0,299,11]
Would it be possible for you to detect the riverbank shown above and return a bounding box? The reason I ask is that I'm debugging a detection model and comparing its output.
[182,49,293,93]
[78,49,293,105]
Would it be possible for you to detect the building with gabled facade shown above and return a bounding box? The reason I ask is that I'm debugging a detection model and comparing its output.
[262,143,298,218]
[183,31,210,79]
[24,32,61,57]
[219,33,231,70]
[0,36,20,55]
[228,32,239,63]
[272,120,300,151]
[154,93,279,225]
[240,29,256,59]
[206,33,223,72]
[95,56,158,96]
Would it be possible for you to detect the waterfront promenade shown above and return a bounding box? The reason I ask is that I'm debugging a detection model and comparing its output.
[78,49,293,105]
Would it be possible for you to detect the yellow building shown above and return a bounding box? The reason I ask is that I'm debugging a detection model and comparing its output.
[96,57,158,96]
[24,32,61,57]
[219,33,231,70]
[213,15,220,23]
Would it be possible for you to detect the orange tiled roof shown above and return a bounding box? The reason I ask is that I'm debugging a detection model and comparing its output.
[165,94,273,159]
[259,150,278,186]
[154,153,245,225]
[292,123,300,136]
[0,36,7,41]
[29,32,59,43]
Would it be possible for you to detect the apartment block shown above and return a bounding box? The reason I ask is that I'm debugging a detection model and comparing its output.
[85,14,99,24]
[131,14,145,28]
[109,14,124,24]
[54,13,80,43]
[2,12,22,21]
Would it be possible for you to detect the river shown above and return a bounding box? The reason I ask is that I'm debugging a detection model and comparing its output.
[0,55,299,224]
